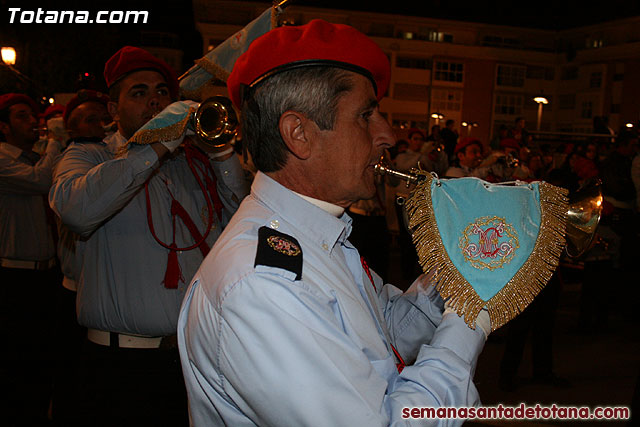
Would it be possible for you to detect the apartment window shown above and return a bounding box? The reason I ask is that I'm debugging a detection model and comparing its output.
[613,73,624,82]
[558,94,576,110]
[590,72,602,88]
[396,56,432,70]
[431,89,462,111]
[494,93,523,115]
[496,65,525,87]
[586,38,604,49]
[581,101,593,119]
[434,61,463,83]
[610,104,621,114]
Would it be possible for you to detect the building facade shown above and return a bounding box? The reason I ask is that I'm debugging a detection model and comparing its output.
[193,0,640,144]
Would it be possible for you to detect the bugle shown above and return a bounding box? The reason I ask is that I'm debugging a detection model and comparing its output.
[190,96,238,150]
[374,158,603,259]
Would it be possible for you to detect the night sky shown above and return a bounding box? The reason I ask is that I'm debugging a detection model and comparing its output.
[2,0,640,99]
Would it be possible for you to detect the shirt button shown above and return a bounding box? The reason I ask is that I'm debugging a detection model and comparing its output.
[322,243,329,251]
[145,160,150,166]
[270,220,279,229]
[223,170,230,176]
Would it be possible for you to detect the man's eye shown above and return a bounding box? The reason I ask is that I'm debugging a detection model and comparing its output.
[133,90,145,97]
[158,88,169,96]
[361,111,373,121]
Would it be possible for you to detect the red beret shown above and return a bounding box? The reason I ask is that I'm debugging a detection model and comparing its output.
[454,137,483,155]
[42,104,65,121]
[63,90,110,126]
[0,93,39,115]
[227,19,390,109]
[103,46,178,99]
[499,138,520,150]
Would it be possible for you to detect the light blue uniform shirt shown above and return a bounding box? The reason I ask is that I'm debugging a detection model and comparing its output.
[178,172,485,426]
[0,141,60,261]
[50,132,249,336]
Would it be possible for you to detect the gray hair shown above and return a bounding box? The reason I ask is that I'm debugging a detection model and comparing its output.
[241,67,355,172]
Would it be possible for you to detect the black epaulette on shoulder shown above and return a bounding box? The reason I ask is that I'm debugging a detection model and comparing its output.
[254,226,303,280]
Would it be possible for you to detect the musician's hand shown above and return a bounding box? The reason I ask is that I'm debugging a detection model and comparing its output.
[47,117,69,143]
[188,135,235,161]
[443,300,491,339]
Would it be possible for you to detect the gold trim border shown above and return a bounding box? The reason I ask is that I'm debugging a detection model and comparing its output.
[405,176,568,331]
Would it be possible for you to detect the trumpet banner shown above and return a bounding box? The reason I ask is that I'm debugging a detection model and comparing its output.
[405,175,568,331]
[179,7,278,99]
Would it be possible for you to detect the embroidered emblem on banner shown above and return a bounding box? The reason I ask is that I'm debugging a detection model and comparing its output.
[267,235,301,257]
[460,216,519,270]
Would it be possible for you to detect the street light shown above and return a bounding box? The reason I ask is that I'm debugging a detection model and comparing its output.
[1,47,16,65]
[430,112,444,125]
[533,95,548,131]
[461,121,478,135]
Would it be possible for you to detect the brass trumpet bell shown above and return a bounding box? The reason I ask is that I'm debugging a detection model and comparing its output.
[565,179,603,259]
[192,96,238,149]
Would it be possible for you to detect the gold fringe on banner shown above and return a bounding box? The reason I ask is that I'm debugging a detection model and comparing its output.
[115,107,195,157]
[405,176,568,331]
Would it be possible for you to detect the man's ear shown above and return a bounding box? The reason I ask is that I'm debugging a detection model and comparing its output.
[107,101,119,123]
[279,111,312,160]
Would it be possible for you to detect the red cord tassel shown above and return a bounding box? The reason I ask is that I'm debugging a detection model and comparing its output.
[163,244,184,289]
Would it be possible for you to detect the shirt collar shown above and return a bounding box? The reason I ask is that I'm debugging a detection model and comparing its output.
[0,142,24,160]
[252,172,352,253]
[292,191,345,217]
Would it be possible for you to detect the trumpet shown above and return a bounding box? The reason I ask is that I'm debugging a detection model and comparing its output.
[374,159,603,259]
[190,96,238,149]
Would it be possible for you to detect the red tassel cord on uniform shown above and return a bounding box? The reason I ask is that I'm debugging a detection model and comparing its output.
[361,256,406,373]
[145,142,221,288]
[184,143,224,221]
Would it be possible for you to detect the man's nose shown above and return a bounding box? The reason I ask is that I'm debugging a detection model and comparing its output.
[372,115,396,149]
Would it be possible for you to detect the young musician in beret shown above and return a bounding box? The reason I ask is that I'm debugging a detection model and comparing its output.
[49,46,248,425]
[49,89,111,421]
[178,20,489,426]
[0,93,63,425]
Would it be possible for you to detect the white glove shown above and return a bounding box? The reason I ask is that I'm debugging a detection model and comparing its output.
[45,138,63,155]
[444,300,491,339]
[160,135,185,153]
[46,117,69,143]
